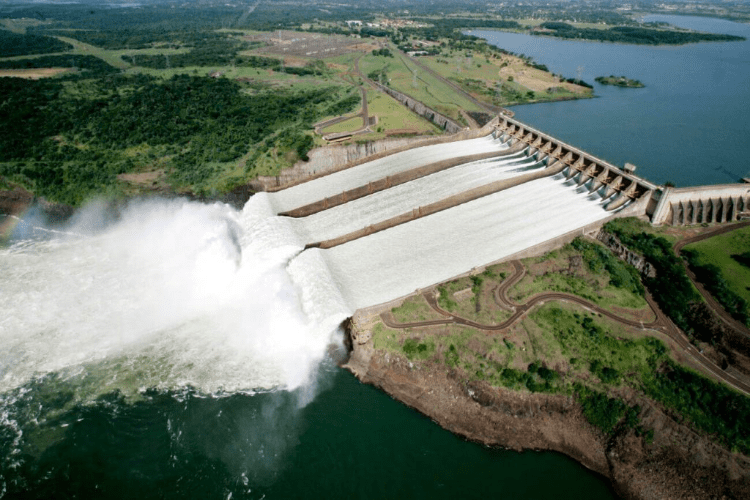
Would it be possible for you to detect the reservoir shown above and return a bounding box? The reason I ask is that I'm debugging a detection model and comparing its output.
[3,14,748,500]
[471,15,750,187]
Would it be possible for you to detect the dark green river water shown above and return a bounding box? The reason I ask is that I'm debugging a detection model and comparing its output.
[1,370,615,499]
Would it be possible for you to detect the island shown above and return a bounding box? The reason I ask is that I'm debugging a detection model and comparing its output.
[595,75,645,88]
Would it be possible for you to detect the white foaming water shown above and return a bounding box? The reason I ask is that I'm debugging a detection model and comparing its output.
[0,198,350,397]
[290,151,540,244]
[267,134,508,214]
[313,174,613,310]
[0,138,607,399]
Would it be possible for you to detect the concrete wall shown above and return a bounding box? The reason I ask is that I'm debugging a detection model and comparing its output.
[369,80,464,134]
[596,231,656,277]
[651,184,750,225]
[252,117,500,193]
[495,116,657,217]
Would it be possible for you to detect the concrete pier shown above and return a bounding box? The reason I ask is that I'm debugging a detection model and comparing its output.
[651,185,750,225]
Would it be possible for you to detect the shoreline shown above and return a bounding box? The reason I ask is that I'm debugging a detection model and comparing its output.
[343,324,750,500]
[468,26,746,46]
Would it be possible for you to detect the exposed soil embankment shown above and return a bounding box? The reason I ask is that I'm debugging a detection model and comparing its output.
[345,327,750,500]
[0,183,76,239]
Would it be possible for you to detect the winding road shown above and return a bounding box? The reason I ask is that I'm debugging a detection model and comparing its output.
[380,256,750,396]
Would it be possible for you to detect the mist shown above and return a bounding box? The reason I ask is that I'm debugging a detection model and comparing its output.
[0,197,348,397]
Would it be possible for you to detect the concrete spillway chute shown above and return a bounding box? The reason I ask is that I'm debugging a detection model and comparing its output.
[564,166,577,180]
[604,176,623,199]
[572,156,585,171]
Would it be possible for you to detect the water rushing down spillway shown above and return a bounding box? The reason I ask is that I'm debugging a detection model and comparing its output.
[267,135,508,214]
[0,199,350,397]
[0,135,617,495]
[308,174,612,310]
[289,151,538,244]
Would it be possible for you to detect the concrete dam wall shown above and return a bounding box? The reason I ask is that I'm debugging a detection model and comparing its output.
[257,113,748,313]
[651,185,750,225]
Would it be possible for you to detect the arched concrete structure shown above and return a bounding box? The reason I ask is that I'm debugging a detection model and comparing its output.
[651,185,750,225]
[494,116,657,213]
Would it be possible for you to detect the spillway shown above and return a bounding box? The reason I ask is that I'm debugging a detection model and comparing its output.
[292,174,611,310]
[267,135,509,214]
[288,151,540,244]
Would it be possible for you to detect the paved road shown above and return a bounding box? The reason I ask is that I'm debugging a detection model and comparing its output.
[314,86,370,137]
[380,258,750,395]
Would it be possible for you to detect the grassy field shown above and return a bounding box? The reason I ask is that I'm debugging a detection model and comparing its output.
[435,273,513,326]
[683,225,750,305]
[508,242,651,317]
[390,295,446,323]
[0,68,73,79]
[372,298,665,393]
[363,89,441,139]
[359,52,482,120]
[320,117,364,134]
[417,47,591,106]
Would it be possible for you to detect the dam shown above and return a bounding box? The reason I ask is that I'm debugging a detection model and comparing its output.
[256,114,750,315]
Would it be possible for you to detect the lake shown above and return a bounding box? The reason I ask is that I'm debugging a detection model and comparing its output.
[470,15,750,187]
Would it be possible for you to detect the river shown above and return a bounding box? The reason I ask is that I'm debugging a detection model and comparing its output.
[3,14,747,500]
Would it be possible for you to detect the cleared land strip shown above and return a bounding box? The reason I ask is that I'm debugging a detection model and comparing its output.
[281,142,526,217]
[405,52,501,114]
[380,259,750,396]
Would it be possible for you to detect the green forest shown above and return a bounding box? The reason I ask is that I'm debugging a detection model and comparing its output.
[538,22,745,44]
[0,30,72,56]
[0,72,357,204]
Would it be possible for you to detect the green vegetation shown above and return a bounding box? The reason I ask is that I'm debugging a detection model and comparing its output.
[402,338,435,361]
[375,295,750,449]
[571,237,644,296]
[390,296,445,323]
[595,75,644,88]
[364,91,439,138]
[577,385,637,434]
[0,73,353,203]
[642,358,750,454]
[538,22,745,45]
[359,52,482,120]
[604,218,701,335]
[682,227,750,327]
[0,30,72,56]
[510,238,648,314]
[435,273,511,326]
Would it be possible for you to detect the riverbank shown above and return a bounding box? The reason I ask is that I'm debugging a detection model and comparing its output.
[344,317,750,500]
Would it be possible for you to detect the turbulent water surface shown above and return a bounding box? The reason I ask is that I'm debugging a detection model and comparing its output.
[0,141,617,498]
